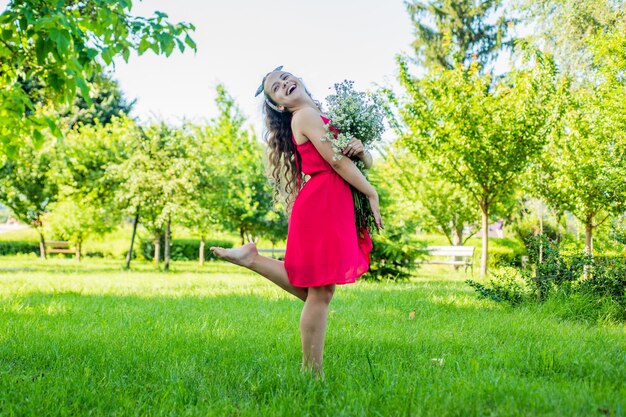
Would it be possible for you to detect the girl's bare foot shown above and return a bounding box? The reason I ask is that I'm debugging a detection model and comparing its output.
[210,242,258,268]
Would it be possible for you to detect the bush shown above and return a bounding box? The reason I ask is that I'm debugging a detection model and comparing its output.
[466,267,526,305]
[140,238,234,261]
[0,241,39,256]
[365,231,425,281]
[467,235,626,322]
[488,243,526,268]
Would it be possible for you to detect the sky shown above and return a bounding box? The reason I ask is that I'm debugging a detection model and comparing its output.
[108,0,415,135]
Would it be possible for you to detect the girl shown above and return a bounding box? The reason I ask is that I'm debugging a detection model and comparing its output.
[210,67,383,377]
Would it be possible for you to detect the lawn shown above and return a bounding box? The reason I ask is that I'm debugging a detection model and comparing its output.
[0,256,624,417]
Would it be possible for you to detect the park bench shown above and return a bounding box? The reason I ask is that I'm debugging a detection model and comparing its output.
[418,246,475,274]
[45,240,77,255]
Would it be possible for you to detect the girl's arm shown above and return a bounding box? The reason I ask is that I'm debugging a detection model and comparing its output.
[293,108,383,229]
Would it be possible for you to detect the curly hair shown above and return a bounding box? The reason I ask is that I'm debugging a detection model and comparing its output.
[263,99,301,211]
[263,85,322,212]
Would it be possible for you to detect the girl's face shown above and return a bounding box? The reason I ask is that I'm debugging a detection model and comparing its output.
[264,71,302,110]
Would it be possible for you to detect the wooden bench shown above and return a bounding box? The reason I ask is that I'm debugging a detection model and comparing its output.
[418,246,475,274]
[45,241,77,255]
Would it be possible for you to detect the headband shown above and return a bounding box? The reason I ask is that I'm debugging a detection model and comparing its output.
[255,65,286,113]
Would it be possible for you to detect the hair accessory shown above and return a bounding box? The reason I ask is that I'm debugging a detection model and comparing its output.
[264,99,285,113]
[255,65,283,97]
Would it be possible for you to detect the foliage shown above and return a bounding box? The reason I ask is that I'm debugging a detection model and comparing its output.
[517,0,625,75]
[405,0,513,70]
[466,267,526,305]
[365,231,425,281]
[0,240,39,256]
[0,141,59,250]
[520,1,626,254]
[59,116,133,211]
[139,238,234,262]
[110,122,196,246]
[467,235,626,320]
[189,85,278,245]
[394,51,562,275]
[373,143,479,245]
[0,0,195,156]
[58,71,135,129]
[46,197,115,256]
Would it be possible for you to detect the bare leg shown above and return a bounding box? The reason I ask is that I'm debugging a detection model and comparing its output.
[300,284,335,377]
[210,242,308,301]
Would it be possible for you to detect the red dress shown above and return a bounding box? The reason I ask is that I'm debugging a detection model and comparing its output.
[284,115,373,288]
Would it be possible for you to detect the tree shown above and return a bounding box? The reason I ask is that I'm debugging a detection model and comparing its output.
[111,122,196,270]
[59,71,135,129]
[0,142,58,258]
[374,142,480,246]
[46,197,114,260]
[192,85,275,245]
[517,0,625,76]
[394,53,562,276]
[0,0,195,155]
[405,0,513,71]
[523,1,626,254]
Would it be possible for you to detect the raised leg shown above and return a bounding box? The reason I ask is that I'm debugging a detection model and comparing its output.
[210,242,308,301]
[300,284,335,377]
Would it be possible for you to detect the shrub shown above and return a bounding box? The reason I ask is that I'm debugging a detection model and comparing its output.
[467,234,626,321]
[0,241,39,256]
[488,244,526,268]
[365,231,425,281]
[466,267,527,305]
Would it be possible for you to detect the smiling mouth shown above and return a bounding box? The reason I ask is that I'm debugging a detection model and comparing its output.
[287,85,297,95]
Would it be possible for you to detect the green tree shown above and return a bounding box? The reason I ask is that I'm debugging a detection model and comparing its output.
[111,122,196,270]
[0,0,195,155]
[395,53,561,276]
[0,142,58,258]
[59,71,135,128]
[193,85,275,245]
[523,2,626,254]
[517,0,624,75]
[405,0,512,70]
[46,196,115,260]
[374,142,479,246]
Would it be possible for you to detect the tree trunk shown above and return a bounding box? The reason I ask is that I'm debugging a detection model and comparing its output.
[154,236,161,266]
[555,211,562,243]
[240,226,245,246]
[452,225,463,270]
[583,215,594,279]
[538,201,544,263]
[38,231,47,260]
[125,211,140,269]
[585,216,594,255]
[75,241,81,262]
[164,216,171,271]
[480,199,489,277]
[199,235,205,266]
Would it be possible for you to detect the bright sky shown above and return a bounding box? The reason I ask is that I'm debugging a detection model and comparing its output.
[110,0,415,135]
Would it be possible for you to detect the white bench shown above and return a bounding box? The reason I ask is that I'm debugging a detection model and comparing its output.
[419,246,475,274]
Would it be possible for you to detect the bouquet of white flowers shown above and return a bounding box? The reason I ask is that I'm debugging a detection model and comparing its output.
[321,80,385,232]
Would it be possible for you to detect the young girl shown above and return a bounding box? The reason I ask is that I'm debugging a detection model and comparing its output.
[210,67,383,376]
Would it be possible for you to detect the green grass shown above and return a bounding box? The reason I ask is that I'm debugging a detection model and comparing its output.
[0,257,624,417]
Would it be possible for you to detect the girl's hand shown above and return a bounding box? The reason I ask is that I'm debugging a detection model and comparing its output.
[367,193,384,230]
[342,137,365,158]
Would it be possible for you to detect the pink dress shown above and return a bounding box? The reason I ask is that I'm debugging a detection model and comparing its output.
[284,115,373,288]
